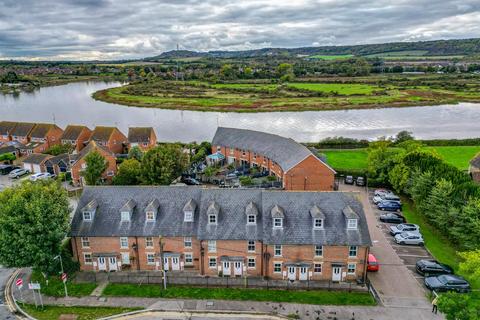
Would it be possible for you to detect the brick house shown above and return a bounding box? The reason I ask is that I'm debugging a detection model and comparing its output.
[44,153,72,176]
[22,153,53,173]
[0,121,18,144]
[9,122,36,145]
[469,153,480,183]
[211,127,336,191]
[70,141,118,186]
[22,123,64,154]
[128,127,157,151]
[89,126,127,154]
[70,187,371,283]
[61,125,92,153]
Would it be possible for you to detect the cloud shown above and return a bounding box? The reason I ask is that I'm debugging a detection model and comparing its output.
[0,0,478,60]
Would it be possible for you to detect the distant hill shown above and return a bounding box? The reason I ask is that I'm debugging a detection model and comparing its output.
[145,38,480,61]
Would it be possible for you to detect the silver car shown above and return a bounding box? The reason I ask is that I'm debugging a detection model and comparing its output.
[389,223,420,236]
[9,168,29,179]
[395,232,424,245]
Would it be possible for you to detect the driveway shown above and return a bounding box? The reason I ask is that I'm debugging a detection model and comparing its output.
[340,183,434,310]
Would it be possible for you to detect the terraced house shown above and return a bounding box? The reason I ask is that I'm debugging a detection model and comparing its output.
[211,127,336,191]
[70,187,371,283]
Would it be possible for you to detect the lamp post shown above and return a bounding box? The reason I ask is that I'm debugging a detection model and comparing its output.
[54,255,68,297]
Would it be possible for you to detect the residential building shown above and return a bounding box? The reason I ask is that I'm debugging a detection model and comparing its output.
[128,127,157,151]
[9,122,36,145]
[89,126,127,154]
[70,141,118,186]
[469,153,480,183]
[0,121,18,144]
[22,153,53,173]
[44,153,72,176]
[211,127,336,191]
[61,125,92,153]
[21,123,63,154]
[70,187,371,282]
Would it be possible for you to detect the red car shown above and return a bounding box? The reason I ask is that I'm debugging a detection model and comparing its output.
[367,253,379,272]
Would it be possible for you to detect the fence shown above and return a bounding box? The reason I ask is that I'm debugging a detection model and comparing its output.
[76,271,368,292]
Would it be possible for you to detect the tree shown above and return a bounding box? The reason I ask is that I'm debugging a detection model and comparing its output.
[276,63,294,82]
[220,64,235,79]
[458,250,480,282]
[45,143,74,156]
[452,200,480,249]
[437,292,477,320]
[141,144,188,185]
[82,151,108,185]
[0,181,70,274]
[113,159,141,185]
[394,131,414,144]
[367,140,403,185]
[128,146,144,161]
[0,153,16,163]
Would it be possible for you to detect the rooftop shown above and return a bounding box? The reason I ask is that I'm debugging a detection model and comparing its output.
[61,125,91,141]
[23,153,53,165]
[0,121,18,136]
[30,123,58,139]
[91,126,119,142]
[128,127,156,143]
[10,122,36,137]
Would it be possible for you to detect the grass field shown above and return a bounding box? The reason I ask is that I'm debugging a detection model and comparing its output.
[30,270,96,297]
[309,54,354,60]
[321,146,480,172]
[288,83,381,95]
[22,304,142,320]
[103,284,375,305]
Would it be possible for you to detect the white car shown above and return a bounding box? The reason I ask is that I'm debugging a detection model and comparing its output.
[9,168,29,179]
[29,172,54,181]
[395,232,424,246]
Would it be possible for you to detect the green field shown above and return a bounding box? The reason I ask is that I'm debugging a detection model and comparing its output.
[22,304,141,320]
[30,270,96,297]
[288,83,381,95]
[309,54,354,60]
[321,146,480,172]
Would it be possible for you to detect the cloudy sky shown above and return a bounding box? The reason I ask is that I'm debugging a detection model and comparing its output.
[0,0,479,61]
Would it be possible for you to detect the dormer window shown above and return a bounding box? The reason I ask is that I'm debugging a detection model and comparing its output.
[146,211,155,221]
[145,199,159,222]
[271,205,285,229]
[207,201,220,225]
[183,199,197,222]
[314,218,323,229]
[343,205,359,230]
[347,219,358,230]
[120,199,136,222]
[81,199,98,221]
[83,211,92,221]
[245,202,258,225]
[209,214,217,224]
[248,215,256,224]
[121,211,131,222]
[310,205,325,230]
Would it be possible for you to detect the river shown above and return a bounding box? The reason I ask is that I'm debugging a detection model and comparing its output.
[1,81,479,142]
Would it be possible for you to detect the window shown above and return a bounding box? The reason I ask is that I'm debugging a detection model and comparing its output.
[184,237,192,248]
[314,218,323,229]
[120,237,128,249]
[347,263,356,274]
[184,211,193,222]
[347,219,358,230]
[314,263,322,273]
[217,146,221,152]
[315,245,323,257]
[209,257,217,268]
[248,258,256,268]
[247,241,255,252]
[273,262,282,273]
[208,214,217,224]
[146,211,155,221]
[208,240,216,252]
[121,211,130,222]
[121,252,130,265]
[107,170,114,177]
[81,163,87,169]
[184,253,193,265]
[349,246,357,257]
[83,253,92,265]
[83,211,92,221]
[147,253,155,265]
[145,237,154,248]
[81,237,90,248]
[273,218,283,228]
[247,215,256,224]
[274,245,282,257]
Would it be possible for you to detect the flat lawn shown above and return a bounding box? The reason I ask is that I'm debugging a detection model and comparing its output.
[425,146,480,170]
[31,270,97,297]
[320,149,368,172]
[309,55,354,60]
[103,284,376,306]
[22,304,142,320]
[288,83,380,95]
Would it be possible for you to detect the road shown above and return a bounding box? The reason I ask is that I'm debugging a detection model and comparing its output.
[0,267,16,320]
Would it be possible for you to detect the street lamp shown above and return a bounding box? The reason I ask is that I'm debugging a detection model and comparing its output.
[53,255,68,297]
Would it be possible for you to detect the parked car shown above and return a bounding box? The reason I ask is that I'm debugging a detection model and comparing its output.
[425,274,470,293]
[9,168,29,179]
[344,175,354,184]
[374,188,392,197]
[226,173,237,179]
[367,253,379,272]
[416,260,453,276]
[389,223,420,236]
[394,232,424,245]
[29,172,55,181]
[355,176,366,186]
[373,193,401,205]
[377,200,402,211]
[0,165,17,175]
[379,212,406,223]
[182,177,201,185]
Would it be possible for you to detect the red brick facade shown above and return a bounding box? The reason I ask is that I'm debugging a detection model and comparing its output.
[70,142,118,185]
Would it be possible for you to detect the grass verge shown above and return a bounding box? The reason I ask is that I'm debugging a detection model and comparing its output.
[31,270,97,297]
[21,304,142,320]
[103,284,376,306]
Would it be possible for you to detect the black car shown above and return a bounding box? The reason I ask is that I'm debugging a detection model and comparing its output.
[379,212,406,223]
[425,274,470,293]
[416,260,453,276]
[344,175,354,184]
[0,165,17,175]
[182,177,201,185]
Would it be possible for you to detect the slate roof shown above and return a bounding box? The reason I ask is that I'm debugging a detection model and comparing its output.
[0,145,17,155]
[70,187,371,247]
[128,127,155,143]
[61,125,90,141]
[29,123,57,139]
[73,141,114,162]
[0,121,18,136]
[212,127,334,172]
[470,153,480,168]
[22,153,53,165]
[91,126,121,142]
[10,122,35,137]
[44,153,70,166]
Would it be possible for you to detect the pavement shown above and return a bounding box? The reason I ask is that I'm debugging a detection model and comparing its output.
[0,267,16,320]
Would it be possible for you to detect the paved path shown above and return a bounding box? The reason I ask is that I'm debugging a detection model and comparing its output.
[0,267,16,320]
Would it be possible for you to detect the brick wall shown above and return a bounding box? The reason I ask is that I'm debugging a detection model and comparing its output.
[107,129,128,154]
[283,154,335,191]
[70,148,117,185]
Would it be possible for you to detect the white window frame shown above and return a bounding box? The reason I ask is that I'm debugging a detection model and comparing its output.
[347,263,356,274]
[83,253,93,265]
[184,237,192,248]
[146,253,155,265]
[184,211,193,222]
[314,263,323,273]
[247,257,256,269]
[274,244,282,257]
[209,257,217,268]
[121,252,130,265]
[121,211,130,222]
[273,218,283,228]
[314,218,323,229]
[146,211,155,221]
[247,240,255,252]
[145,237,154,248]
[107,170,115,177]
[83,211,92,221]
[120,237,129,249]
[184,252,193,265]
[208,240,216,253]
[347,219,358,230]
[247,214,256,225]
[273,262,282,273]
[208,214,217,225]
[81,237,90,248]
[349,246,358,257]
[314,245,323,257]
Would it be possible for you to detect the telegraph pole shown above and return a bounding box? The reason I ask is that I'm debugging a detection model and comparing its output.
[159,235,166,290]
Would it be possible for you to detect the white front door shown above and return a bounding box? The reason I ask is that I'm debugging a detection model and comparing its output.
[121,252,130,265]
[98,257,107,271]
[163,257,169,271]
[234,262,243,276]
[223,261,231,276]
[288,266,296,281]
[332,267,342,282]
[171,257,180,271]
[299,267,308,281]
[108,257,118,271]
